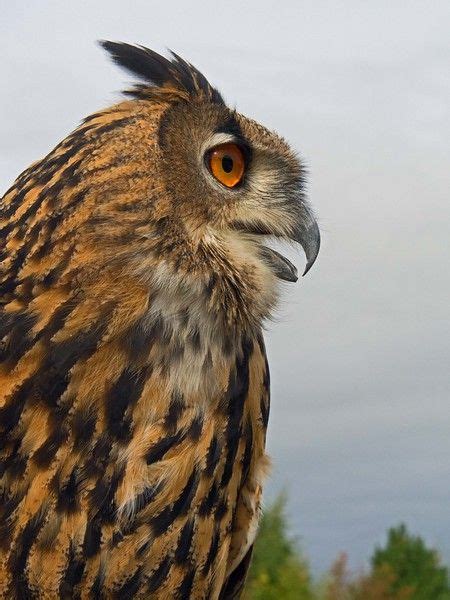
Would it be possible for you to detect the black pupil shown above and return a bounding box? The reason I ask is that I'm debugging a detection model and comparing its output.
[222,155,234,173]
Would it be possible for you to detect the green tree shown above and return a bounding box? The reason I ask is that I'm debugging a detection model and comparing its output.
[321,525,450,600]
[244,493,314,600]
[370,523,450,600]
[243,500,450,600]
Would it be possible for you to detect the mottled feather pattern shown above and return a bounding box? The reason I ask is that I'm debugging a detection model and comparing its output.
[0,41,317,598]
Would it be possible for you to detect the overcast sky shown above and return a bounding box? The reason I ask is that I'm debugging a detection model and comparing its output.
[1,0,449,575]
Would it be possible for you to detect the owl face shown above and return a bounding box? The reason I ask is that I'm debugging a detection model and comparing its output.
[158,99,317,285]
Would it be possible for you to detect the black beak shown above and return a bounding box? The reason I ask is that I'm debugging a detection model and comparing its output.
[292,212,321,276]
[231,207,320,280]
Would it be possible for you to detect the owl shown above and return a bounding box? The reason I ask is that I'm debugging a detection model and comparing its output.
[0,42,319,599]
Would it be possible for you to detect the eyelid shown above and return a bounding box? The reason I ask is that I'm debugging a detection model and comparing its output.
[203,133,240,152]
[204,141,251,168]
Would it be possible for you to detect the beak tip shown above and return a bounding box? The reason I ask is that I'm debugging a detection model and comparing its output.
[297,218,320,277]
[302,261,314,277]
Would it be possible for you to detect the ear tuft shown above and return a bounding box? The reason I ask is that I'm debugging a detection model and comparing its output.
[100,40,224,104]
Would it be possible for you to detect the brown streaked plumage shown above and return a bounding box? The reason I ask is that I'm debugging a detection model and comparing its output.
[0,41,320,599]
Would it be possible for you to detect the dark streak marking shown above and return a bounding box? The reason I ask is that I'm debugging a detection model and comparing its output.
[111,531,124,548]
[202,525,220,575]
[59,542,85,599]
[56,467,81,514]
[0,310,38,368]
[219,337,252,488]
[33,427,68,468]
[164,390,183,432]
[14,159,84,233]
[90,566,106,600]
[215,496,228,522]
[260,392,270,430]
[0,492,22,549]
[7,506,47,596]
[1,445,27,479]
[45,304,114,375]
[199,481,219,517]
[106,366,148,442]
[263,353,270,390]
[151,468,199,536]
[219,544,254,600]
[89,463,125,525]
[205,435,221,478]
[115,566,142,599]
[31,192,85,261]
[178,567,195,599]
[188,413,203,441]
[145,429,186,465]
[0,379,33,438]
[83,433,111,479]
[35,296,77,344]
[72,406,96,451]
[146,555,172,593]
[241,421,253,486]
[82,517,101,558]
[174,518,195,565]
[205,273,218,298]
[122,314,153,362]
[136,532,152,558]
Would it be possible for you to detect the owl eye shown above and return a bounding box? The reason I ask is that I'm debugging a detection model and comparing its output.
[208,143,246,188]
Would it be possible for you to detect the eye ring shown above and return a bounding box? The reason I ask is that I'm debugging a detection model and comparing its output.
[207,143,246,188]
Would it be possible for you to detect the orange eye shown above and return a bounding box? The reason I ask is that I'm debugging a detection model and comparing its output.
[208,143,246,188]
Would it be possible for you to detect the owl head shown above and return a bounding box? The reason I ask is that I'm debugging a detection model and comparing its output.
[4,42,319,334]
[97,42,319,325]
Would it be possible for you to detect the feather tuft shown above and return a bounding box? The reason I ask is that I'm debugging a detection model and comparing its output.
[100,40,224,103]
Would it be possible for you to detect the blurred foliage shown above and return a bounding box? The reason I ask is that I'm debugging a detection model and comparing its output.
[371,524,450,600]
[243,493,314,599]
[244,496,450,600]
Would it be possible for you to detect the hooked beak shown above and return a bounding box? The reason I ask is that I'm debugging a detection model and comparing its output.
[293,212,321,276]
[262,213,320,282]
[231,206,320,282]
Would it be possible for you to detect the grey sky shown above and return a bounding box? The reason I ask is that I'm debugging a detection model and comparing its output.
[1,0,449,575]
